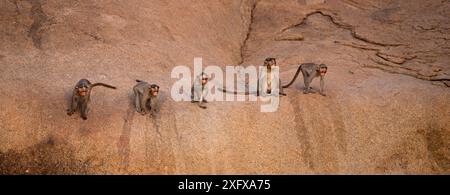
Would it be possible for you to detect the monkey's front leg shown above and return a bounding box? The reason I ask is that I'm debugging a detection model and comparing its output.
[319,77,326,96]
[190,86,197,103]
[67,95,78,116]
[303,77,312,94]
[139,96,148,116]
[198,93,207,109]
[80,101,88,120]
[149,99,159,117]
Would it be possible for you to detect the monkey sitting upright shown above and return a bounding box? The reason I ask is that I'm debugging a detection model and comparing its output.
[67,79,117,120]
[133,80,160,116]
[283,63,328,96]
[191,72,209,109]
[260,57,287,96]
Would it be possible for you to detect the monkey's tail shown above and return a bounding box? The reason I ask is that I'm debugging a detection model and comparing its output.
[219,87,255,95]
[282,64,303,88]
[91,83,117,89]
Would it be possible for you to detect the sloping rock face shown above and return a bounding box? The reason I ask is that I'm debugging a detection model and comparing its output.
[0,0,448,174]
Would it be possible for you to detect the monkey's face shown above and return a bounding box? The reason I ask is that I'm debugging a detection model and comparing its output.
[265,58,276,69]
[149,86,160,97]
[76,86,89,96]
[270,60,277,68]
[201,76,208,85]
[319,67,327,76]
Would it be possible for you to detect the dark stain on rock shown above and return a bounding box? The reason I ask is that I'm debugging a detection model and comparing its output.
[424,127,450,172]
[0,136,92,174]
[375,152,410,173]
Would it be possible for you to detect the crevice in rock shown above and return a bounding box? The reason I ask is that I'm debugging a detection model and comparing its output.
[281,10,402,47]
[334,40,380,51]
[276,9,450,85]
[366,57,450,82]
[375,52,417,65]
[27,0,47,49]
[335,40,449,84]
[238,0,259,65]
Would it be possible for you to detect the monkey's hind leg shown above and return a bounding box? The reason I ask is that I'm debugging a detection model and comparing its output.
[303,75,315,94]
[302,71,311,94]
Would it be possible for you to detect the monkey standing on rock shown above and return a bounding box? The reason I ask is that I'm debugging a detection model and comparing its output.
[133,80,160,116]
[67,79,117,120]
[283,63,328,96]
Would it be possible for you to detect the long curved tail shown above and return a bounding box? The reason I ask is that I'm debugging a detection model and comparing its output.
[219,87,257,95]
[91,83,117,89]
[282,64,303,88]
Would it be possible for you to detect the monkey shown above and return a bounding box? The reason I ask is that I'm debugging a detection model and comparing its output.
[67,79,117,120]
[220,57,287,96]
[282,63,328,96]
[133,80,160,116]
[191,72,209,109]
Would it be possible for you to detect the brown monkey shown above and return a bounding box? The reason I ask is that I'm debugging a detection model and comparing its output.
[191,72,209,109]
[283,63,327,96]
[133,80,160,116]
[221,57,286,96]
[67,79,117,120]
